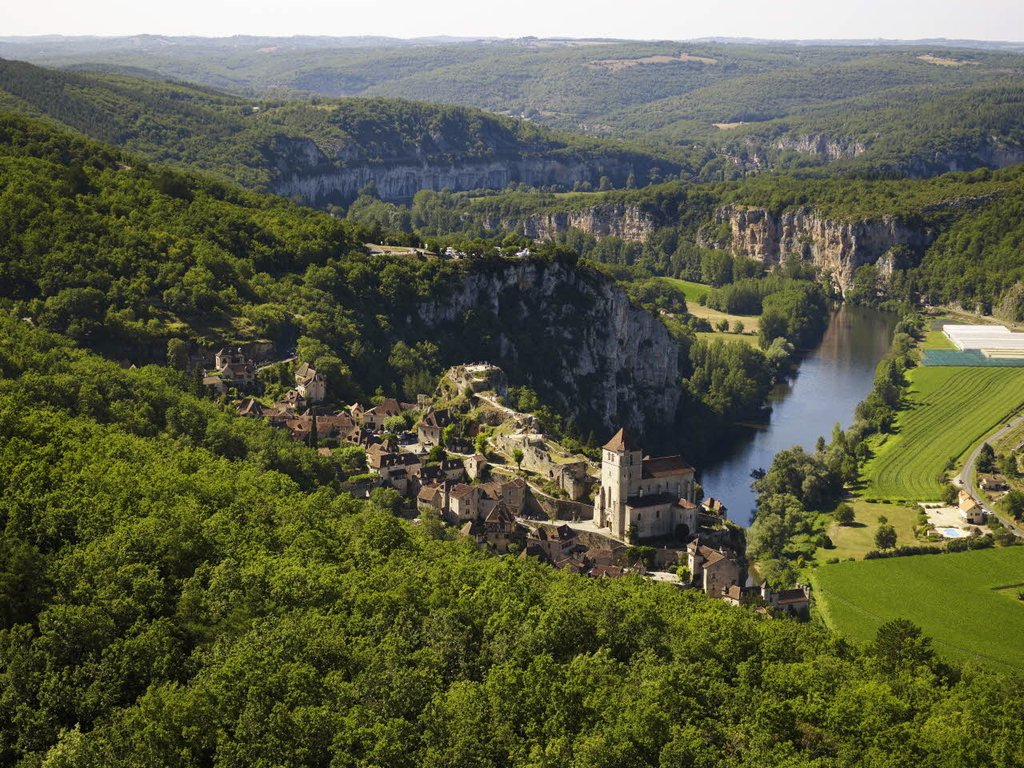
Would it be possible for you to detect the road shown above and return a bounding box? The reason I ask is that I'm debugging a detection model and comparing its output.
[955,409,1024,538]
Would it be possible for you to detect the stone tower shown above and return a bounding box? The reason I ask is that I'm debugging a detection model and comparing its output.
[593,427,643,539]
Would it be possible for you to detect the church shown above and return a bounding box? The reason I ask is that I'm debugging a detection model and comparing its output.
[592,427,698,542]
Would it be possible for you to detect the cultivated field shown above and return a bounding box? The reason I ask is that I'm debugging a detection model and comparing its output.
[860,366,1024,501]
[811,547,1024,671]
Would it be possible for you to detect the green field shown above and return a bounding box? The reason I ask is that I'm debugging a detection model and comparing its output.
[811,547,1024,671]
[824,500,937,561]
[655,277,713,304]
[861,366,1024,501]
[922,329,956,350]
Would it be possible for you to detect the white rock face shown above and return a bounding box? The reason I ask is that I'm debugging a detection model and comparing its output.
[270,154,642,205]
[416,260,681,435]
[772,134,867,161]
[477,204,654,241]
[705,205,935,293]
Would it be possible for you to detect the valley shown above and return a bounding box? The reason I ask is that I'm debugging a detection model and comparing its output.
[1,29,1024,768]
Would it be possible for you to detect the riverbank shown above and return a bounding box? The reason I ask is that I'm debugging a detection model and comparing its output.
[698,304,898,527]
[808,313,1024,668]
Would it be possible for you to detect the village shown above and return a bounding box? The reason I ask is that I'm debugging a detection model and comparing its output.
[202,347,811,618]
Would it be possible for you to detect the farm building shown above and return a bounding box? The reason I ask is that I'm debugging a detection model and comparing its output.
[943,325,1024,359]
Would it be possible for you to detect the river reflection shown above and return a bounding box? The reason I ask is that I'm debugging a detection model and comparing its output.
[697,305,898,526]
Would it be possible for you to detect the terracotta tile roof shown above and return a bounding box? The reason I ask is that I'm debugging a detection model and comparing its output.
[485,503,516,524]
[479,480,504,499]
[724,584,744,600]
[295,362,319,385]
[702,549,726,566]
[449,483,475,499]
[625,492,678,508]
[774,589,809,605]
[421,409,453,429]
[417,484,441,503]
[603,427,640,452]
[642,455,694,478]
[237,398,263,417]
[367,398,403,417]
[688,537,729,566]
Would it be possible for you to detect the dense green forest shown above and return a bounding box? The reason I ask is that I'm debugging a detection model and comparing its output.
[2,316,1024,767]
[4,37,1023,178]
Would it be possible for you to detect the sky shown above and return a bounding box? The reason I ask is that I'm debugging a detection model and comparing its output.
[1,0,1022,42]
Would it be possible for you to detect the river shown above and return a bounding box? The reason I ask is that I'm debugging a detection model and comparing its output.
[698,305,898,527]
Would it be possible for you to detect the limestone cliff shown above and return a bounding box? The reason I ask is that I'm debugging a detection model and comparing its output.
[772,134,867,161]
[414,259,681,437]
[271,155,648,206]
[475,203,655,241]
[702,205,934,292]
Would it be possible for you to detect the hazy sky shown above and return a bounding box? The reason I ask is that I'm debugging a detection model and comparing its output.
[2,0,1023,41]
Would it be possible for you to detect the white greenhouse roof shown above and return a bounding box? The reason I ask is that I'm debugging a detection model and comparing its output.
[943,324,1024,354]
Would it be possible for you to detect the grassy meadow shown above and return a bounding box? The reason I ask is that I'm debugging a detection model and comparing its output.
[860,366,1024,501]
[655,277,713,304]
[655,277,762,340]
[811,547,1024,671]
[825,500,937,561]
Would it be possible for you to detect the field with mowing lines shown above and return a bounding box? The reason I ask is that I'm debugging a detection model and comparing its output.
[811,547,1024,671]
[861,366,1024,501]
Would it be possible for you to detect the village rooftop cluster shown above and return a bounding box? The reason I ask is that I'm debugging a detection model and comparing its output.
[201,348,809,616]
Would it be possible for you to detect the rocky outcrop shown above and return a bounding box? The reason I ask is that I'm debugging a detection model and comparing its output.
[702,205,935,293]
[897,141,1024,178]
[272,157,644,205]
[772,134,867,161]
[476,204,655,241]
[415,260,681,437]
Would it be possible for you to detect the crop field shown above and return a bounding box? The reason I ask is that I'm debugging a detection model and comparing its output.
[811,547,1024,671]
[860,366,1024,501]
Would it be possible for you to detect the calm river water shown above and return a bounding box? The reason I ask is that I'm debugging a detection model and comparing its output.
[698,305,898,527]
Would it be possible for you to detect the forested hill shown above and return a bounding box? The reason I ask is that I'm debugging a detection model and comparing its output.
[0,58,691,203]
[5,37,1024,178]
[2,316,1024,766]
[0,112,703,443]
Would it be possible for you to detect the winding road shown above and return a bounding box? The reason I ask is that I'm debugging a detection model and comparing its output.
[955,409,1024,538]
